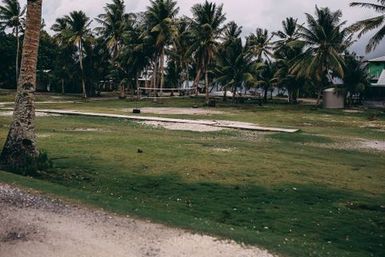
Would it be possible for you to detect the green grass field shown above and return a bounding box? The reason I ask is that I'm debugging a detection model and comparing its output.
[0,96,384,257]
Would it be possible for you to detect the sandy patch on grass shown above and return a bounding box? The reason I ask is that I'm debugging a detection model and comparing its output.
[212,148,235,152]
[359,140,385,151]
[64,128,108,132]
[142,121,225,132]
[128,107,224,116]
[309,139,385,152]
[0,183,274,257]
[0,111,61,117]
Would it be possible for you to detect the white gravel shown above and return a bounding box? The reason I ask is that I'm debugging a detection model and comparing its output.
[0,183,276,257]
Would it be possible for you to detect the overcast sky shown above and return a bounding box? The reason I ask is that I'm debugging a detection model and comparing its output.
[19,0,385,58]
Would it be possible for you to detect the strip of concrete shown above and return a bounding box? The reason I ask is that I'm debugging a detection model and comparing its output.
[35,109,299,133]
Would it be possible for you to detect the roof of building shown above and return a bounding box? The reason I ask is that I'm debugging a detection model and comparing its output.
[368,56,385,62]
[372,70,385,87]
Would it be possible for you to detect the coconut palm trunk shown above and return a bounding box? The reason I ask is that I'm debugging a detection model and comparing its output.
[193,68,201,96]
[152,60,158,97]
[1,0,42,168]
[78,40,87,99]
[15,26,20,83]
[205,68,209,103]
[159,48,165,96]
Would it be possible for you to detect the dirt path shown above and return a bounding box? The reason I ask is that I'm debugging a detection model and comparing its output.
[0,184,275,257]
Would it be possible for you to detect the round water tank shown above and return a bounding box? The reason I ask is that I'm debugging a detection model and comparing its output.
[323,88,345,109]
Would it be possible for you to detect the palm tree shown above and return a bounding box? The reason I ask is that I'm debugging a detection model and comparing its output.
[118,16,152,98]
[96,0,127,60]
[255,62,276,102]
[273,17,304,103]
[190,1,226,103]
[350,0,385,52]
[215,38,256,101]
[273,17,301,51]
[1,0,42,169]
[52,11,92,99]
[290,7,352,105]
[222,21,242,46]
[343,52,370,105]
[246,28,274,62]
[145,0,179,95]
[173,18,194,89]
[0,0,25,85]
[96,0,134,98]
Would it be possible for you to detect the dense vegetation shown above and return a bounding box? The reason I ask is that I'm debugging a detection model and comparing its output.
[0,0,379,102]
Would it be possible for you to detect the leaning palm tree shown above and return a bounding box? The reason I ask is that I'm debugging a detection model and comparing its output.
[290,7,352,105]
[1,0,42,169]
[350,0,385,52]
[52,11,92,99]
[0,0,25,85]
[145,0,179,95]
[190,1,226,102]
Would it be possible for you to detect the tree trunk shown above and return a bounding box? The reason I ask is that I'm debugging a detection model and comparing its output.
[316,88,322,106]
[1,0,42,168]
[152,60,158,97]
[264,86,268,103]
[119,81,126,99]
[79,41,87,99]
[61,78,65,95]
[136,75,140,100]
[193,68,201,96]
[15,26,20,85]
[205,68,209,104]
[159,48,165,97]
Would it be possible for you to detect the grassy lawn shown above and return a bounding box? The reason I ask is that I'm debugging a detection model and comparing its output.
[0,97,384,257]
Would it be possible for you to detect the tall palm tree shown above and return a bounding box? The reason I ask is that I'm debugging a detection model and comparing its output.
[52,11,92,99]
[215,38,255,101]
[290,7,352,105]
[255,61,276,102]
[222,21,242,45]
[350,0,385,52]
[273,17,301,51]
[246,28,274,62]
[145,0,179,95]
[0,0,25,85]
[273,17,304,103]
[96,0,127,60]
[173,18,193,89]
[190,0,226,102]
[1,0,42,169]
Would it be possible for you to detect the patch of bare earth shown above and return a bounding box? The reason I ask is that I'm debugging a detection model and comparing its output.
[307,138,385,152]
[142,121,225,132]
[0,184,275,257]
[0,111,61,117]
[128,107,225,116]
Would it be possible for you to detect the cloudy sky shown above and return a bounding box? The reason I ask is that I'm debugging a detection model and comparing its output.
[20,0,385,58]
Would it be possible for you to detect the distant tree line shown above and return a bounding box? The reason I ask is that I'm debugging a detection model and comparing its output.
[0,0,383,103]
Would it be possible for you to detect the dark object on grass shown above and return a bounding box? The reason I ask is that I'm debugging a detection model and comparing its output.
[192,105,199,109]
[137,149,143,154]
[133,109,141,114]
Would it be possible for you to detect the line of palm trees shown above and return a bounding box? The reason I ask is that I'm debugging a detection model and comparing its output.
[1,0,385,103]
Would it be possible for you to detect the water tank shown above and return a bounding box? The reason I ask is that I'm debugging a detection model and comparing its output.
[323,88,345,109]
